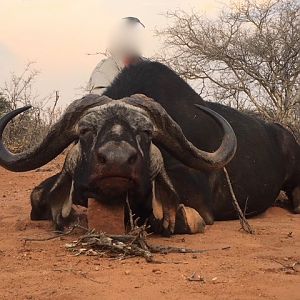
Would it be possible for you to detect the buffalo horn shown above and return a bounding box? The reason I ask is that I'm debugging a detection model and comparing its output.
[0,94,111,171]
[125,94,237,171]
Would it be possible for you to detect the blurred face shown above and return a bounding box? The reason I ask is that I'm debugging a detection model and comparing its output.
[123,55,141,67]
[108,19,144,60]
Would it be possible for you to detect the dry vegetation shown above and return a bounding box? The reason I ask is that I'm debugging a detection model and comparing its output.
[0,62,62,152]
[157,0,300,141]
[1,1,299,149]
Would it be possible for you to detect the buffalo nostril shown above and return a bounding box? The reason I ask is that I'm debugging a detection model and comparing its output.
[128,153,138,165]
[97,152,107,164]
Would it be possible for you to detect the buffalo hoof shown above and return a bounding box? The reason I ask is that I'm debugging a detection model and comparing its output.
[175,204,205,234]
[52,208,81,231]
[294,207,300,214]
[30,207,52,221]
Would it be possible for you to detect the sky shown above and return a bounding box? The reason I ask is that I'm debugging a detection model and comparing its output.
[0,0,230,107]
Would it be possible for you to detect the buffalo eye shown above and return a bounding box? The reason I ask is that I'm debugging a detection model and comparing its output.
[79,127,93,137]
[142,129,153,138]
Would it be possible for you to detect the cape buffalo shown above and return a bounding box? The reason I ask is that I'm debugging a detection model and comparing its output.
[0,92,236,234]
[0,61,299,234]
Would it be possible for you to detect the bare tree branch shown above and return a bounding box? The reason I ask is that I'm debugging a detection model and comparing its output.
[156,0,300,139]
[0,64,62,152]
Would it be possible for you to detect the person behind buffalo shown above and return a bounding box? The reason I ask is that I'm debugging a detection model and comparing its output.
[87,17,145,95]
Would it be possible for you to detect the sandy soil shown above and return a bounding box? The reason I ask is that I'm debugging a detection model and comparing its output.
[0,156,299,300]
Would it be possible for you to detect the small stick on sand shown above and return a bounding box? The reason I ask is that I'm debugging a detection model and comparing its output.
[223,167,254,234]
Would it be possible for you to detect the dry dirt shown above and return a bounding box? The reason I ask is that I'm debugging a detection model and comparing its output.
[0,156,299,300]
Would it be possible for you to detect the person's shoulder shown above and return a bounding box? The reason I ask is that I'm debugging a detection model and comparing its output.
[95,57,110,67]
[95,57,119,69]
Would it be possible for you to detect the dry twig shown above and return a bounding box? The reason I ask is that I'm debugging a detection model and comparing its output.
[24,224,229,262]
[126,193,134,231]
[223,167,254,234]
[271,259,300,273]
[24,202,231,262]
[23,225,78,243]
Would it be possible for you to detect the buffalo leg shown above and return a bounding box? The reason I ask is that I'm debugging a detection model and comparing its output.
[283,171,300,214]
[166,164,214,225]
[291,163,300,213]
[30,174,60,221]
[152,167,206,235]
[49,173,73,230]
[291,186,300,214]
[153,168,178,235]
[278,126,300,214]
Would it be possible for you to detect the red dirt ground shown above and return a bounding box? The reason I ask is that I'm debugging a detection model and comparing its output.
[0,156,299,300]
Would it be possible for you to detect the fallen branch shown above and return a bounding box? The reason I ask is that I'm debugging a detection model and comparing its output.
[126,193,134,231]
[223,167,254,234]
[149,245,231,254]
[24,223,230,262]
[23,225,78,243]
[65,228,231,262]
[187,272,205,282]
[24,198,232,262]
[271,259,300,272]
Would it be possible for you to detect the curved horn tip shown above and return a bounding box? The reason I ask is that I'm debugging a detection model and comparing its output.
[194,104,233,128]
[194,103,237,160]
[194,104,219,114]
[0,105,33,128]
[20,104,32,111]
[14,105,32,114]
